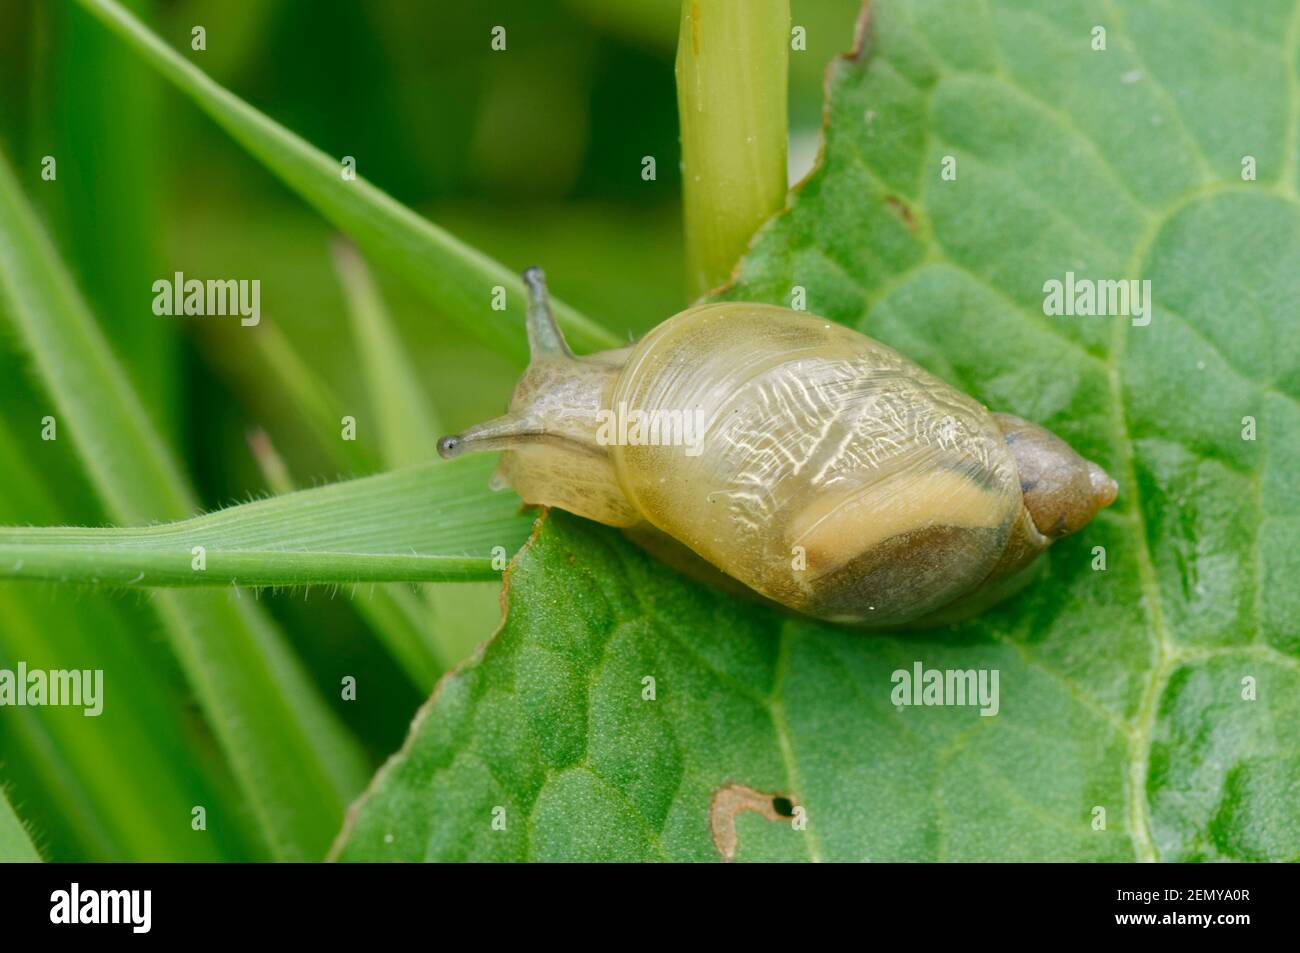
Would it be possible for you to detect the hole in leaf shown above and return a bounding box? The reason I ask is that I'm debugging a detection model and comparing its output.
[709,783,800,862]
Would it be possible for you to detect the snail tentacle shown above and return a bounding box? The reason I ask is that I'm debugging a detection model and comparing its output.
[436,412,542,459]
[522,266,572,359]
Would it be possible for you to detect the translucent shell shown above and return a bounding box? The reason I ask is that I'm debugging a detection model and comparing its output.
[608,304,1023,625]
[440,271,1115,628]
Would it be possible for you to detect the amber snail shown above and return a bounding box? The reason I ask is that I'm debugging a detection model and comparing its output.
[438,268,1118,627]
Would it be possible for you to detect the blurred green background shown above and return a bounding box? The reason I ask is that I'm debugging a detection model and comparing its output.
[0,0,859,859]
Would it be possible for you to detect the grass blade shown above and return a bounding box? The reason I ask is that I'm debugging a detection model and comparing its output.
[0,596,257,860]
[330,239,505,673]
[37,0,177,425]
[0,785,41,861]
[74,0,619,365]
[246,426,296,496]
[345,582,446,689]
[246,426,445,688]
[0,457,532,587]
[0,412,256,860]
[245,348,446,687]
[331,239,438,467]
[0,147,366,859]
[0,181,190,524]
[251,323,379,475]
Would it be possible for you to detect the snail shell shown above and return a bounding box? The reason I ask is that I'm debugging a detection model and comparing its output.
[439,269,1117,627]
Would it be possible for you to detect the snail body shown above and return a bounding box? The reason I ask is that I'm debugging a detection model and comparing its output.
[439,269,1117,627]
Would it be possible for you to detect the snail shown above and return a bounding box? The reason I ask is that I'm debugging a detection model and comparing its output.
[438,268,1118,627]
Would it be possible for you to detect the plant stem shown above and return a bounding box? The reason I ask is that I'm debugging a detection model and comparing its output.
[676,0,790,298]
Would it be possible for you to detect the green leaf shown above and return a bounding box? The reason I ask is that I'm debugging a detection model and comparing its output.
[38,0,178,424]
[334,0,1300,861]
[0,457,534,587]
[0,147,367,859]
[0,784,41,862]
[73,0,619,365]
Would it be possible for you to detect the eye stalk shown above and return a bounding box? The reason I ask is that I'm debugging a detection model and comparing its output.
[432,267,636,526]
[522,266,572,358]
[436,267,582,461]
[434,266,624,472]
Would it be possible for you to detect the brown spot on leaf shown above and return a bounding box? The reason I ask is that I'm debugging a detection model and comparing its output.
[709,783,798,862]
[883,194,916,230]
